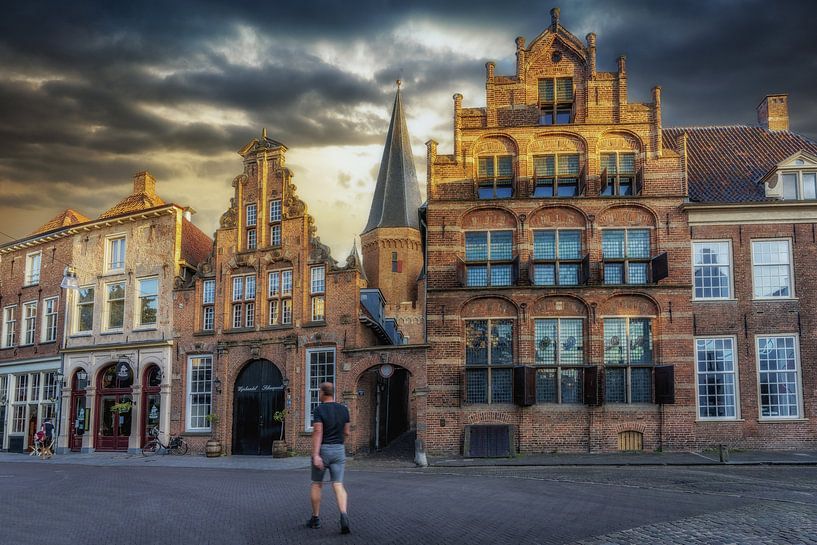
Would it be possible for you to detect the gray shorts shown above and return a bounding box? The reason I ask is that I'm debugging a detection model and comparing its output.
[311,444,346,483]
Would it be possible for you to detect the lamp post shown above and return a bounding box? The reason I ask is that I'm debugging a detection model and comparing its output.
[57,266,79,454]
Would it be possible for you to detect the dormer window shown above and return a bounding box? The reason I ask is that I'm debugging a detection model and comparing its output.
[781,171,817,200]
[538,77,573,125]
[763,153,817,200]
[477,155,514,199]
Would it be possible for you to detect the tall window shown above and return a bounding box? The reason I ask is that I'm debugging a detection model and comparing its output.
[2,306,17,348]
[41,297,58,342]
[231,274,256,329]
[465,319,514,404]
[306,348,336,429]
[752,240,793,299]
[107,235,126,272]
[247,228,257,250]
[600,152,637,196]
[477,155,513,199]
[137,277,158,327]
[695,337,737,419]
[604,317,653,403]
[270,199,282,246]
[538,77,573,125]
[757,336,800,419]
[602,229,650,284]
[534,318,583,403]
[693,241,732,300]
[76,286,94,333]
[246,203,257,227]
[532,154,580,197]
[268,269,293,326]
[310,266,326,322]
[391,251,401,273]
[781,171,817,200]
[202,279,215,331]
[464,231,513,287]
[532,230,582,286]
[105,282,125,330]
[186,355,212,431]
[44,372,58,401]
[22,302,36,345]
[269,200,282,222]
[31,373,41,401]
[25,251,42,285]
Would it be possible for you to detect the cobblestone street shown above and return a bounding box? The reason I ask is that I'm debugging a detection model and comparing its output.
[1,459,815,544]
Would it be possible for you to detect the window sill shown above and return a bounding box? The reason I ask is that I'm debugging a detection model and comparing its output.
[193,330,215,337]
[100,330,124,336]
[39,340,57,346]
[260,324,294,331]
[70,332,93,338]
[758,418,808,423]
[302,321,326,328]
[693,298,738,303]
[0,345,16,351]
[696,418,744,423]
[183,430,212,436]
[752,297,798,302]
[133,326,158,332]
[223,327,256,334]
[103,270,126,277]
[23,282,40,288]
[300,430,314,436]
[18,343,34,348]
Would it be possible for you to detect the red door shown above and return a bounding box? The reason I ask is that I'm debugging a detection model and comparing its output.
[95,362,134,452]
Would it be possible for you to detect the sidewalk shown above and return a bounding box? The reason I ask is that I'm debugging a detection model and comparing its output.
[430,449,817,467]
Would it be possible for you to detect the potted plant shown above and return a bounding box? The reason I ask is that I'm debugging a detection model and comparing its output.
[205,414,222,457]
[272,409,287,458]
[109,401,132,414]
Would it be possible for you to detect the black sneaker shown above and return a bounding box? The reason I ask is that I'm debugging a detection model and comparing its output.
[307,516,321,529]
[340,513,350,534]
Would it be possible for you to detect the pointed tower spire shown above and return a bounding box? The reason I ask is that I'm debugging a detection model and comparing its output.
[363,83,422,233]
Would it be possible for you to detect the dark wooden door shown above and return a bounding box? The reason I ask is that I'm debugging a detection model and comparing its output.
[232,360,284,455]
[69,394,87,452]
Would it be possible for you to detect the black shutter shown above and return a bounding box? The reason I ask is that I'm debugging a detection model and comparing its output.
[456,256,467,287]
[600,168,609,195]
[654,365,675,404]
[512,256,520,285]
[583,366,603,406]
[634,167,644,195]
[581,254,590,284]
[650,252,669,283]
[578,167,586,196]
[513,366,536,406]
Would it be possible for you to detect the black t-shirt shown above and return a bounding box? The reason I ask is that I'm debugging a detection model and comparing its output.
[43,422,54,438]
[313,402,349,445]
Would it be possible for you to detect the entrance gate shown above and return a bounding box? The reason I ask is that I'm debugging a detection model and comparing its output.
[232,359,284,455]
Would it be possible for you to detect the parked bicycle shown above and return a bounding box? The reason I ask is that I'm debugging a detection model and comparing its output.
[141,427,189,456]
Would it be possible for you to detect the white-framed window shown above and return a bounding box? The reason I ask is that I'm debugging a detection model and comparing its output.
[137,277,159,327]
[602,229,651,284]
[305,348,336,430]
[269,200,282,222]
[105,281,126,330]
[695,337,738,419]
[246,203,257,227]
[2,305,17,348]
[781,171,817,200]
[751,239,793,299]
[310,266,326,322]
[106,234,126,273]
[15,374,28,402]
[186,355,213,431]
[22,301,37,345]
[756,335,801,419]
[603,317,654,403]
[247,228,257,250]
[532,230,583,286]
[202,279,215,331]
[311,297,325,322]
[41,297,58,342]
[534,318,584,404]
[282,270,292,296]
[464,230,514,287]
[231,274,256,329]
[12,405,25,433]
[267,270,292,326]
[25,251,42,285]
[43,371,58,401]
[464,319,514,404]
[75,286,94,333]
[282,299,292,325]
[693,241,732,300]
[31,373,41,401]
[271,225,281,246]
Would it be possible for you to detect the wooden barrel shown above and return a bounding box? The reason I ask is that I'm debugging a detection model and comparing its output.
[205,439,222,457]
[272,440,287,458]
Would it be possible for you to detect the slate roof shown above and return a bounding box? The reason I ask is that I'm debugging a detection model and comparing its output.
[31,208,90,235]
[363,87,423,233]
[664,126,817,203]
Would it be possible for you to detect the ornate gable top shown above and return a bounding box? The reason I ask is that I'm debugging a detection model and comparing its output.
[239,128,287,157]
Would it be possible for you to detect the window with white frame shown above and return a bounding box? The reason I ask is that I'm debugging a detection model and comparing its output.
[752,240,793,298]
[202,279,215,331]
[693,241,732,299]
[465,319,514,404]
[534,318,583,403]
[247,228,257,250]
[267,270,293,326]
[781,171,817,200]
[12,405,25,433]
[306,348,335,429]
[75,286,94,333]
[695,337,737,419]
[15,374,28,403]
[22,302,36,345]
[106,235,126,272]
[269,200,282,222]
[105,281,125,330]
[137,277,158,327]
[604,317,654,403]
[186,355,213,431]
[43,372,58,401]
[464,231,514,287]
[270,199,282,246]
[41,297,58,342]
[532,230,583,286]
[25,251,42,285]
[246,203,257,227]
[31,373,41,401]
[3,305,17,348]
[231,274,256,329]
[602,229,650,284]
[310,266,325,322]
[756,336,800,418]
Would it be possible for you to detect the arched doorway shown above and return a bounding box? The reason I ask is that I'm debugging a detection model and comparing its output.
[142,366,162,447]
[232,359,284,455]
[69,369,89,452]
[357,364,411,452]
[95,361,134,451]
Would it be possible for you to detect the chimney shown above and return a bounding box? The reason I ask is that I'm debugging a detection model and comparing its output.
[757,94,789,131]
[133,171,157,195]
[550,7,560,29]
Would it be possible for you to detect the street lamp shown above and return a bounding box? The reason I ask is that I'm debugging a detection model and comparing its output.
[57,266,79,454]
[60,266,79,290]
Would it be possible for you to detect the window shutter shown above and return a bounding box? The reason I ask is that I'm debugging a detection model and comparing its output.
[600,168,609,195]
[634,167,644,195]
[513,366,536,406]
[650,252,669,282]
[583,366,604,406]
[578,166,586,196]
[512,255,520,285]
[456,256,467,287]
[654,365,675,404]
[581,254,590,284]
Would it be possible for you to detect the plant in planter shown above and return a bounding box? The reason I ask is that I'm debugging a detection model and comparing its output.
[272,409,287,458]
[205,414,222,457]
[109,401,132,414]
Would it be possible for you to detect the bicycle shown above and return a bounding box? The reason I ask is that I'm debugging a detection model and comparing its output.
[141,427,189,456]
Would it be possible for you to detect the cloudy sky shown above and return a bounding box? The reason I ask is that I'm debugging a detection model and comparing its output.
[1,0,815,257]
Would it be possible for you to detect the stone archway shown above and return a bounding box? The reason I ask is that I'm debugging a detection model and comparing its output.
[356,364,412,453]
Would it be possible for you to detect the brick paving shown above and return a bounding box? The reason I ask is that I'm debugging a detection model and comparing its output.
[2,460,817,544]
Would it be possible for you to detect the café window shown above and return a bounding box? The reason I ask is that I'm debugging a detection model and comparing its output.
[477,155,514,199]
[465,319,514,404]
[538,77,574,125]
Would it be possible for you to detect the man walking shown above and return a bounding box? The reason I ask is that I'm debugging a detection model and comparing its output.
[308,382,351,534]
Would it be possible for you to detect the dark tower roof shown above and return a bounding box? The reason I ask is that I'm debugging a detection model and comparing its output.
[363,85,422,233]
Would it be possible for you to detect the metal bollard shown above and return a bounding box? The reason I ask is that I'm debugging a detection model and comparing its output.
[718,444,729,463]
